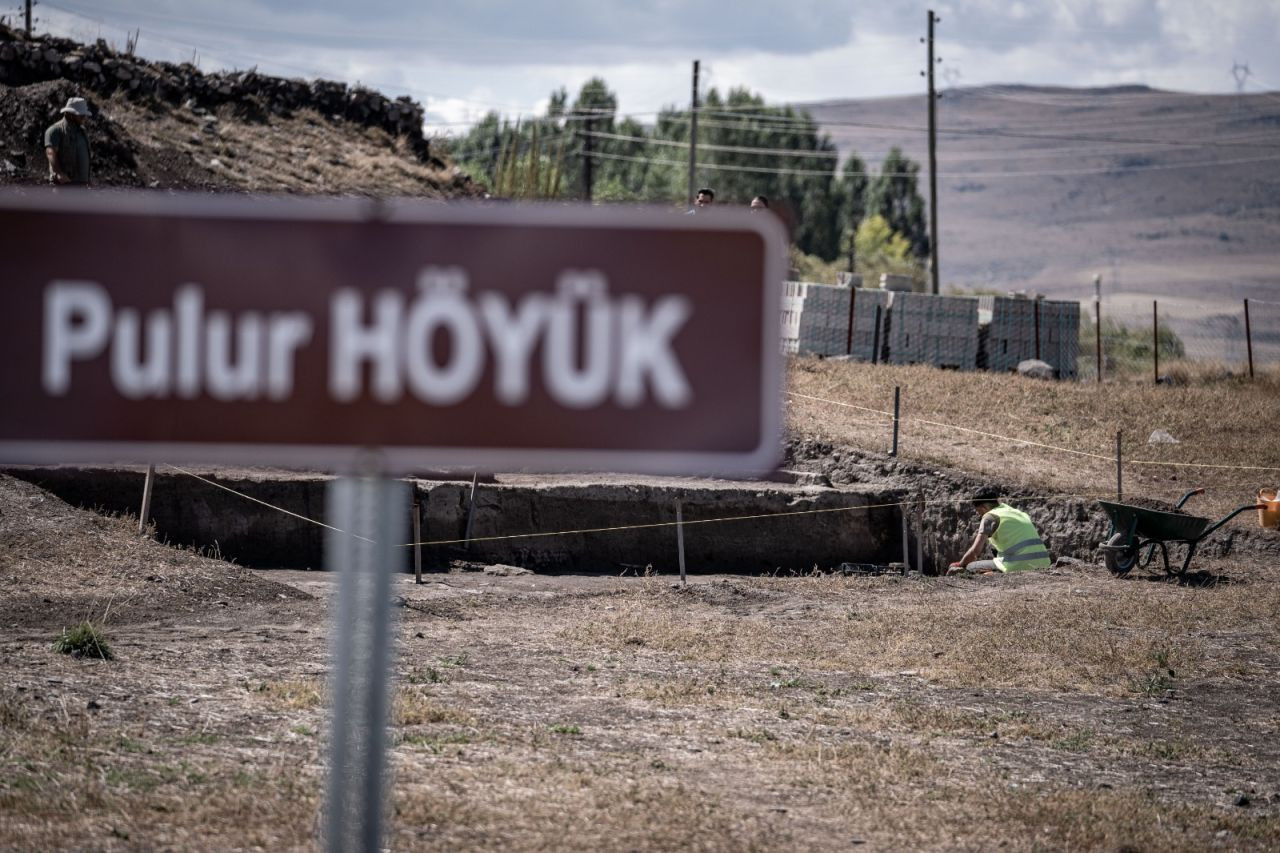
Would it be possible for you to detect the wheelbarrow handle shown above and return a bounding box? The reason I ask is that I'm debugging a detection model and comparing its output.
[1198,504,1272,540]
[1175,488,1206,510]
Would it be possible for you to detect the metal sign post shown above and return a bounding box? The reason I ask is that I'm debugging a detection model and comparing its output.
[324,474,407,853]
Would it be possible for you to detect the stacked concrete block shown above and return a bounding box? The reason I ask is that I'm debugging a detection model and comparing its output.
[780,280,808,354]
[795,282,854,356]
[847,288,890,362]
[781,282,893,359]
[985,297,1080,378]
[1042,301,1080,379]
[886,293,979,370]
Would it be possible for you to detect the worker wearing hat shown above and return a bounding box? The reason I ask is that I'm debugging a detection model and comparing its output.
[947,490,1052,575]
[45,97,93,186]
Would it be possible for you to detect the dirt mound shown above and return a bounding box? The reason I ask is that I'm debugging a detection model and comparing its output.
[0,474,309,631]
[0,24,481,196]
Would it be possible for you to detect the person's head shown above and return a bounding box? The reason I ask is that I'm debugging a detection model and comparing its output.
[695,187,714,207]
[60,97,91,126]
[971,490,1001,514]
[750,195,769,211]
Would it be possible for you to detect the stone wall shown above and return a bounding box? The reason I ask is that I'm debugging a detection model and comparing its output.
[0,23,431,161]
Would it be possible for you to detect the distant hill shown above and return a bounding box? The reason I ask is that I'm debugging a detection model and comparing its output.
[806,86,1280,359]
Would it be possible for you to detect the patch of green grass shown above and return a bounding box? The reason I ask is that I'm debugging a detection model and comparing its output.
[439,653,470,668]
[728,728,777,744]
[401,731,471,752]
[291,725,315,738]
[548,723,582,736]
[407,666,445,684]
[1052,728,1096,752]
[51,622,113,660]
[179,732,220,746]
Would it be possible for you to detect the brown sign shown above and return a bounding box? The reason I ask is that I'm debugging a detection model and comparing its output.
[0,192,784,474]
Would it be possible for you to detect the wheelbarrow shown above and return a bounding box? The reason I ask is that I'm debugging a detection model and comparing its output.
[1097,489,1268,577]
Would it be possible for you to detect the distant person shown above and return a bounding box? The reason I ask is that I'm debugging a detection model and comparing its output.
[947,490,1051,575]
[686,187,714,213]
[45,97,93,186]
[750,195,769,212]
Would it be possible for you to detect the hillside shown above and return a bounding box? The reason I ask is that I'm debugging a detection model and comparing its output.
[0,23,477,197]
[806,86,1280,358]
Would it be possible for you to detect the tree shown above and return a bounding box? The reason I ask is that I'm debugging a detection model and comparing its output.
[836,154,869,271]
[854,215,914,273]
[865,147,929,259]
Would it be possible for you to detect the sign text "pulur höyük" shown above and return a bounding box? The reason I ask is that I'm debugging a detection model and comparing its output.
[43,267,694,409]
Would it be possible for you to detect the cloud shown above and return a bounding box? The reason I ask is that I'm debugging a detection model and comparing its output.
[37,0,1280,126]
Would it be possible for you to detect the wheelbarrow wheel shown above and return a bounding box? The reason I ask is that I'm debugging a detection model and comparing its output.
[1103,532,1140,577]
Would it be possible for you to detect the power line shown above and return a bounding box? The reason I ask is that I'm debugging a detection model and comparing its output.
[583,146,1280,179]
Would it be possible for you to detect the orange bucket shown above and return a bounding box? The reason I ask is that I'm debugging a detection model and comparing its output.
[1260,488,1280,529]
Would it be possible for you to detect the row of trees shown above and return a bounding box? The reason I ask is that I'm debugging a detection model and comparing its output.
[444,78,930,272]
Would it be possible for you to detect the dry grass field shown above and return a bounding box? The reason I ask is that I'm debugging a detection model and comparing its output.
[2,360,1279,850]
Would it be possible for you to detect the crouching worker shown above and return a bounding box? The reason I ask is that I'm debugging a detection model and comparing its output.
[947,491,1051,575]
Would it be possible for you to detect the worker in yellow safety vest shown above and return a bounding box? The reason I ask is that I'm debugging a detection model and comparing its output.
[947,491,1052,575]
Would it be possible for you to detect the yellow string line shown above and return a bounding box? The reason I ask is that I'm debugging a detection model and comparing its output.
[1126,459,1280,471]
[399,492,1105,548]
[161,463,374,543]
[160,461,1106,549]
[787,391,1114,461]
[787,390,1280,472]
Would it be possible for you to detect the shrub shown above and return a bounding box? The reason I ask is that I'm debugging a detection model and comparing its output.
[52,622,114,660]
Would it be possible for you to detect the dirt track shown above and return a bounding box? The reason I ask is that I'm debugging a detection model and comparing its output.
[2,471,1279,850]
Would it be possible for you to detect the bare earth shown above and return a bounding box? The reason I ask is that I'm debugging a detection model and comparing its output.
[2,466,1279,851]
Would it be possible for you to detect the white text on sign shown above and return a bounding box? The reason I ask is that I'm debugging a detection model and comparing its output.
[42,268,694,408]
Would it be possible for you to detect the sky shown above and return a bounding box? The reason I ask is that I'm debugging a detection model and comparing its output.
[22,0,1280,134]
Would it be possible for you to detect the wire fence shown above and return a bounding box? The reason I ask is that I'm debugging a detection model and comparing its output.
[1076,297,1280,381]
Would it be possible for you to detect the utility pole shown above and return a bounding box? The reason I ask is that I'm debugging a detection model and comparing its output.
[1231,61,1251,115]
[925,10,940,295]
[25,0,34,36]
[582,115,594,202]
[687,59,699,210]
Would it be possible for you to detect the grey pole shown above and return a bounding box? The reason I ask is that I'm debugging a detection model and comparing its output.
[1116,431,1123,502]
[412,498,422,584]
[900,499,911,574]
[463,472,478,550]
[891,386,901,457]
[915,496,924,576]
[676,499,687,585]
[1244,298,1255,379]
[926,10,940,295]
[687,60,700,209]
[137,463,155,535]
[324,474,407,853]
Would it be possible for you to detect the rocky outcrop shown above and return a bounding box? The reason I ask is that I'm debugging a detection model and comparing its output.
[0,23,431,161]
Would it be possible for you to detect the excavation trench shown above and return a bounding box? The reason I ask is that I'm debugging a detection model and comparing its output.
[4,452,1141,575]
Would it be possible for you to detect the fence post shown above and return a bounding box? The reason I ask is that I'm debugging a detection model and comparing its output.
[675,499,687,585]
[1115,430,1123,502]
[1033,298,1041,361]
[845,287,856,355]
[890,386,901,457]
[1153,299,1159,384]
[137,463,155,535]
[871,305,883,365]
[463,472,478,550]
[900,497,910,574]
[1244,298,1255,379]
[1095,299,1103,383]
[412,498,422,584]
[915,496,924,576]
